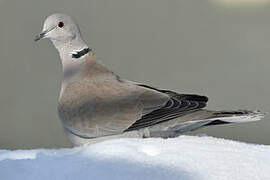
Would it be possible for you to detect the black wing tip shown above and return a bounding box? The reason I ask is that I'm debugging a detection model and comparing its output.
[137,84,208,102]
[125,84,209,131]
[181,94,208,103]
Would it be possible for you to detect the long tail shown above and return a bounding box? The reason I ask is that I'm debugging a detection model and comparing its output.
[150,110,265,138]
[203,110,265,126]
[181,110,264,133]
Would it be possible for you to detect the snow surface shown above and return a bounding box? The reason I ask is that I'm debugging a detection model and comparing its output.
[0,135,270,180]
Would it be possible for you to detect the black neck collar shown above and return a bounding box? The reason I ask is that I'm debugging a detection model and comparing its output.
[72,48,91,59]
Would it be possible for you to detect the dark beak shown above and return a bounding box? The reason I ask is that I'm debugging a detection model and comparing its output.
[34,31,47,41]
[34,26,57,41]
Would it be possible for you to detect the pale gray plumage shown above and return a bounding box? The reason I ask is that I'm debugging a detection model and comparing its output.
[35,13,265,146]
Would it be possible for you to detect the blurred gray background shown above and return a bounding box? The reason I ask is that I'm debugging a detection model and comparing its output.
[0,0,269,149]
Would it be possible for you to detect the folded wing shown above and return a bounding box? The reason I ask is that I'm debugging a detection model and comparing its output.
[124,84,208,131]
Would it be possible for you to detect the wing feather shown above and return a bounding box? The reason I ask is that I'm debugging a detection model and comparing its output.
[124,84,208,131]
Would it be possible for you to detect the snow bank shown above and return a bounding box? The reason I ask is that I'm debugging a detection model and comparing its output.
[0,136,270,180]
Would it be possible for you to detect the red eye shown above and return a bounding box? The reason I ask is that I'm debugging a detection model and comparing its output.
[58,21,64,28]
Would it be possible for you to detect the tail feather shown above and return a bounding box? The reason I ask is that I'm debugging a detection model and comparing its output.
[205,110,265,124]
[150,110,265,138]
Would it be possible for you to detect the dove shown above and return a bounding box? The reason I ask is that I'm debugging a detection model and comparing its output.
[35,13,264,146]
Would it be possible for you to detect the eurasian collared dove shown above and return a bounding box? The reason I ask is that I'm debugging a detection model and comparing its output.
[35,13,264,146]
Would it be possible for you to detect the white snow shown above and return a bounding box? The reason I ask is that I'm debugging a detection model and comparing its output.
[1,135,270,180]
